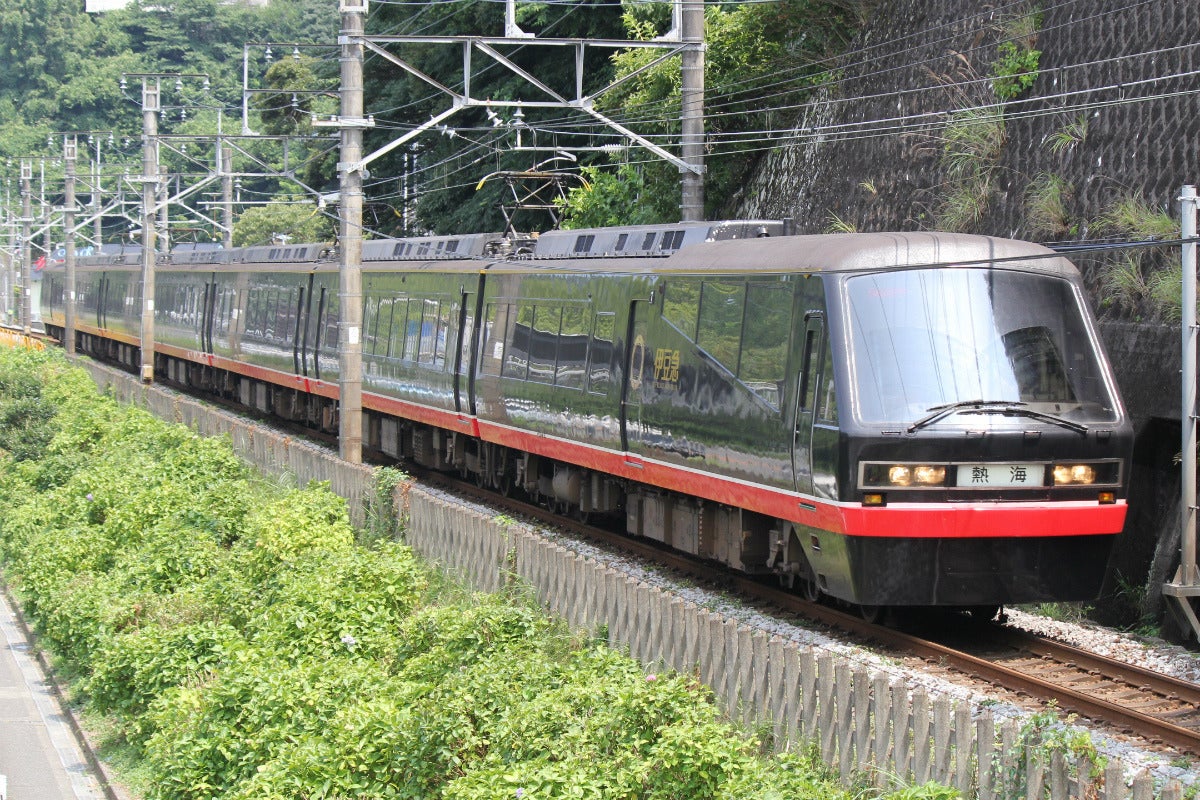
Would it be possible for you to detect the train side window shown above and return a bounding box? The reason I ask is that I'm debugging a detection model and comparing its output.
[739,281,793,409]
[615,234,630,252]
[557,305,587,389]
[417,299,440,365]
[380,298,398,357]
[364,295,381,355]
[389,299,404,359]
[799,315,825,412]
[503,305,534,380]
[663,277,702,340]
[641,232,657,250]
[588,312,615,394]
[434,300,455,369]
[404,298,423,361]
[817,335,838,424]
[389,297,409,358]
[481,303,505,376]
[529,306,562,384]
[697,280,746,372]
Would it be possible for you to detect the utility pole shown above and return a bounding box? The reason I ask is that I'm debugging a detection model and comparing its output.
[93,139,103,243]
[64,136,77,355]
[20,160,32,334]
[1167,183,1200,642]
[337,0,367,463]
[680,0,705,221]
[220,141,233,250]
[140,77,160,383]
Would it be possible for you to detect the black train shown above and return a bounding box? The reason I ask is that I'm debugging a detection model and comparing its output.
[41,223,1133,615]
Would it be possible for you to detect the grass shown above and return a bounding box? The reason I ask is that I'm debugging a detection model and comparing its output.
[1024,173,1072,237]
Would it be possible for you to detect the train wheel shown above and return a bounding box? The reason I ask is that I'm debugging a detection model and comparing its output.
[859,605,884,624]
[800,575,821,602]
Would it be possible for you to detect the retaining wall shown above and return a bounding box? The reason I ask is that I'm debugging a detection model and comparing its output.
[78,358,1187,799]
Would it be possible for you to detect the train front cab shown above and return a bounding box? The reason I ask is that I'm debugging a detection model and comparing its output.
[792,255,1133,609]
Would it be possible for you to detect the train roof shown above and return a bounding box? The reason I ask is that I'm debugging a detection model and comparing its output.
[487,232,1080,277]
[58,229,1078,279]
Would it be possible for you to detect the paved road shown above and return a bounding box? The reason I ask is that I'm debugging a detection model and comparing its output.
[0,592,104,800]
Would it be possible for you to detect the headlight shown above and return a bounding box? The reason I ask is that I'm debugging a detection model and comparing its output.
[1056,462,1108,489]
[864,463,948,488]
[913,465,947,485]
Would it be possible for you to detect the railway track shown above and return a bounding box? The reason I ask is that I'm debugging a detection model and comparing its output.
[427,470,1200,757]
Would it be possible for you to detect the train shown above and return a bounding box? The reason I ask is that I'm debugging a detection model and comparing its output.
[38,222,1133,617]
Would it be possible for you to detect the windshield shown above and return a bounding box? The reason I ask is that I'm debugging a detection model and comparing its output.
[844,267,1119,425]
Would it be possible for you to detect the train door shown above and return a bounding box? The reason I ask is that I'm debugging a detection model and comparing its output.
[291,274,315,375]
[97,273,107,328]
[200,274,217,354]
[454,286,481,415]
[792,311,825,494]
[620,297,651,452]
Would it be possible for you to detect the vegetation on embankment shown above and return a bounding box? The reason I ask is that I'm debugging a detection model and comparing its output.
[0,346,951,800]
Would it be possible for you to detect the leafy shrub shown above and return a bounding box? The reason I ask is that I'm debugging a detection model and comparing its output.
[87,620,245,743]
[243,541,425,662]
[0,350,864,800]
[242,483,355,582]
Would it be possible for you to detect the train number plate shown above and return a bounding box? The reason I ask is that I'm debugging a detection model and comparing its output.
[956,463,1043,487]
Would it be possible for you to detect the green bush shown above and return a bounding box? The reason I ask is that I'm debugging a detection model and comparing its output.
[0,347,923,800]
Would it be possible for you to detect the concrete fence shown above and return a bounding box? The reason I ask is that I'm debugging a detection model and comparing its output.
[79,359,1187,800]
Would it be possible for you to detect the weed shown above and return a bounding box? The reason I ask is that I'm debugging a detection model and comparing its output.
[1018,602,1092,623]
[992,41,1041,101]
[935,175,995,231]
[1024,173,1072,237]
[1147,260,1184,322]
[941,109,1007,178]
[1095,196,1178,240]
[992,6,1043,101]
[1047,114,1089,154]
[1099,253,1151,309]
[825,211,858,233]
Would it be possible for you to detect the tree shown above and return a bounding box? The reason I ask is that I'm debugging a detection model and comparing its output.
[231,198,333,247]
[557,164,675,229]
[578,1,859,222]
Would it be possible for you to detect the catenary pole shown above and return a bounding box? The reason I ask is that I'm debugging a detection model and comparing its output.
[679,0,705,221]
[64,136,77,355]
[1167,184,1200,641]
[140,78,160,383]
[338,0,366,463]
[20,160,32,334]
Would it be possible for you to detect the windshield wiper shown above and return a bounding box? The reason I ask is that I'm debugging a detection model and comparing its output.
[907,399,1088,434]
[907,400,1013,433]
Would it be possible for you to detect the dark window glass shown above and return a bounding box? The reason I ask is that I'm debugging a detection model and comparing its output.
[697,280,745,372]
[663,277,702,340]
[557,305,587,389]
[481,303,505,376]
[739,281,793,408]
[504,305,534,379]
[529,306,562,384]
[846,268,1118,423]
[588,312,615,394]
